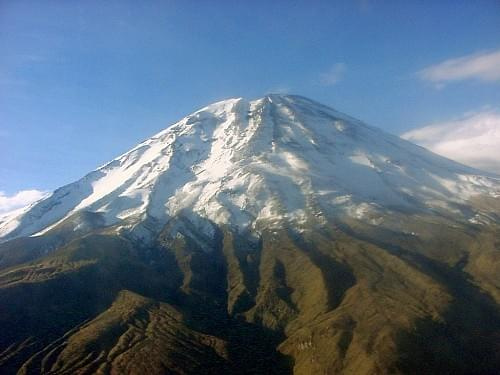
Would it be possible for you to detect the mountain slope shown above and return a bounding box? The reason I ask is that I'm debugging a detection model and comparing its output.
[1,95,499,374]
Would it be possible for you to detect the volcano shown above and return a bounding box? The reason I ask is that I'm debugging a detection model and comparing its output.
[1,95,499,374]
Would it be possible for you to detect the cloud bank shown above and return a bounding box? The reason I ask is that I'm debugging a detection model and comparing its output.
[402,110,500,174]
[0,190,48,215]
[419,49,500,84]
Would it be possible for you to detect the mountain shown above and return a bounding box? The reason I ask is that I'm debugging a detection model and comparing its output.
[1,94,499,374]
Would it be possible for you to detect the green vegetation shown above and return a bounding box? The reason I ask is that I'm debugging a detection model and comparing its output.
[1,211,499,374]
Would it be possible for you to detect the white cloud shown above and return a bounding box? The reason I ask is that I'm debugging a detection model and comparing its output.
[401,109,500,174]
[419,49,500,84]
[0,190,48,214]
[320,63,346,86]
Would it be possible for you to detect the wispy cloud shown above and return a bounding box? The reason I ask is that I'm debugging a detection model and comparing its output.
[319,63,346,86]
[419,49,500,85]
[401,109,500,174]
[267,85,291,94]
[0,190,48,214]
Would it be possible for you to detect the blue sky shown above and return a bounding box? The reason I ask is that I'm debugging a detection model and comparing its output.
[1,0,500,207]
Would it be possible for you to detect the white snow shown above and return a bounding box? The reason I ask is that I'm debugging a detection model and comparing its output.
[1,94,500,242]
[349,153,375,169]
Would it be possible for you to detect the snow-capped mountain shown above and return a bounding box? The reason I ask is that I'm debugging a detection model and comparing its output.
[1,94,499,242]
[2,95,500,375]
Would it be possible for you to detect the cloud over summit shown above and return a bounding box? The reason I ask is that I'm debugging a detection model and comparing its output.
[319,63,346,86]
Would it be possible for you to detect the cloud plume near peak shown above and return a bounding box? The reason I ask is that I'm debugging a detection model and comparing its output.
[319,63,346,86]
[402,109,500,175]
[419,49,500,85]
[0,190,48,215]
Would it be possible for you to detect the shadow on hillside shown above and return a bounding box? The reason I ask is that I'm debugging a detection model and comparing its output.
[337,220,500,374]
[394,256,500,375]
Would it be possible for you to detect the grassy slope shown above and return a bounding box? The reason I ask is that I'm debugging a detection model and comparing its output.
[0,210,499,374]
